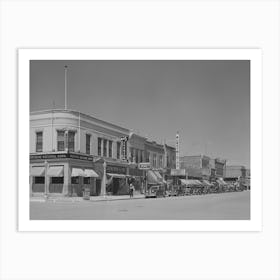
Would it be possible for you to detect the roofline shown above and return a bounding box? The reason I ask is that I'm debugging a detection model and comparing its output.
[30,109,130,133]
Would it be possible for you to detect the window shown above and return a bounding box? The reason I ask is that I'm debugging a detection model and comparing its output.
[103,139,107,157]
[84,177,90,184]
[71,177,79,184]
[140,151,143,163]
[159,155,163,167]
[108,140,112,158]
[153,154,157,167]
[98,138,102,156]
[57,130,65,151]
[86,134,91,154]
[51,177,64,184]
[68,131,75,152]
[135,149,138,163]
[34,176,44,184]
[146,152,150,163]
[36,131,43,152]
[117,142,121,159]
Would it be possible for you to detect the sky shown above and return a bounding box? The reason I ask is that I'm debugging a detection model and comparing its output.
[30,60,250,168]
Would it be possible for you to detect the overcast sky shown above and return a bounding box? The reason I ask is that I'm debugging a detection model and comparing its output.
[30,60,250,168]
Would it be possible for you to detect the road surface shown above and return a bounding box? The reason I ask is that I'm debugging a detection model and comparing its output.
[30,191,250,220]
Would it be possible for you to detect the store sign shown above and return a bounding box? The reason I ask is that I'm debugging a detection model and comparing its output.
[30,152,93,162]
[175,132,180,169]
[138,162,151,170]
[120,136,128,160]
[171,169,186,176]
[106,165,126,175]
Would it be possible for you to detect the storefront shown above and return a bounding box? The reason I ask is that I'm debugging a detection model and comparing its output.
[30,152,99,197]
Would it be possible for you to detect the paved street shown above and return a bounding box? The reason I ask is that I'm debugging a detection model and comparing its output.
[30,191,250,220]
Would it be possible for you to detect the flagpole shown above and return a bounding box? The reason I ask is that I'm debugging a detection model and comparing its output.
[64,65,68,110]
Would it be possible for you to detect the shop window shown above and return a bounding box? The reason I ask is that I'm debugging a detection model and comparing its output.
[117,142,121,159]
[36,131,43,152]
[108,140,112,158]
[34,176,45,184]
[57,130,65,151]
[71,177,79,184]
[51,177,64,184]
[98,137,102,156]
[103,139,107,157]
[68,131,75,152]
[84,177,90,184]
[86,134,91,154]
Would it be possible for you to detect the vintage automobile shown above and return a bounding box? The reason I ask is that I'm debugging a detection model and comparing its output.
[145,185,165,198]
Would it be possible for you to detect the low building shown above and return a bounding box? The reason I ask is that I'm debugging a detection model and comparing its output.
[180,155,211,180]
[224,165,248,188]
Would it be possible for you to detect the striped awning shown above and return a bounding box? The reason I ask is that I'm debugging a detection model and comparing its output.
[47,166,64,177]
[30,166,45,176]
[71,168,85,177]
[147,170,161,185]
[84,169,99,178]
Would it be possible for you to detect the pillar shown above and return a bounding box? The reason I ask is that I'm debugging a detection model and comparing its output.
[63,162,70,195]
[101,161,107,196]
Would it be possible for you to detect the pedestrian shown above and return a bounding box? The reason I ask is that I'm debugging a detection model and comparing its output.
[129,182,135,198]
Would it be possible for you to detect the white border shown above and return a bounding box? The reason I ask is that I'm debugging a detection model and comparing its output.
[18,49,262,231]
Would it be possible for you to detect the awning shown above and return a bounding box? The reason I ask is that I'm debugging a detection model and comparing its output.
[154,171,163,180]
[107,173,126,179]
[202,180,211,186]
[71,168,85,177]
[147,170,161,185]
[84,169,99,178]
[180,179,203,186]
[30,166,45,176]
[217,178,227,185]
[47,166,64,177]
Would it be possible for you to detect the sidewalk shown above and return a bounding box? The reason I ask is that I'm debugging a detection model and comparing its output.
[30,194,145,203]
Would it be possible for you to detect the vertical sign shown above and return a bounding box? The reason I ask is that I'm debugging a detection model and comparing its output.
[175,132,180,169]
[121,136,128,161]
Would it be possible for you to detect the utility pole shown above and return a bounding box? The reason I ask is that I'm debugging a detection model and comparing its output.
[64,65,68,110]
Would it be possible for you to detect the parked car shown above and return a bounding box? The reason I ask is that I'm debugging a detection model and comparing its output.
[145,185,165,198]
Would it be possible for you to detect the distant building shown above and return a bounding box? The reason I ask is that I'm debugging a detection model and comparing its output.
[214,158,227,178]
[180,155,211,179]
[224,165,249,188]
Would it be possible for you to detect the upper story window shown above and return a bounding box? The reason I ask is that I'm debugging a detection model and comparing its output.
[116,142,121,159]
[98,138,102,156]
[36,131,43,152]
[67,131,75,152]
[159,155,163,168]
[103,139,107,157]
[57,130,65,151]
[86,134,91,155]
[108,140,113,158]
[153,154,157,167]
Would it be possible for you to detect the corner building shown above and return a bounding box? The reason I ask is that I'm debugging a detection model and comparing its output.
[30,109,130,197]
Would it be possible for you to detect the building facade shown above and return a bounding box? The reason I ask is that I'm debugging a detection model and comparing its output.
[180,155,211,180]
[30,109,176,197]
[224,165,247,187]
[30,109,130,197]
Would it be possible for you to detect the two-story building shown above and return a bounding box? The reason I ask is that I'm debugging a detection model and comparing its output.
[30,109,130,197]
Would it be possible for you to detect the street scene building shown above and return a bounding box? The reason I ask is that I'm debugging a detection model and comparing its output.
[30,109,175,197]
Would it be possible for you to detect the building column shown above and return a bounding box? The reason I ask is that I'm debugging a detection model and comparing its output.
[44,161,49,198]
[63,162,70,196]
[101,139,104,157]
[101,161,107,196]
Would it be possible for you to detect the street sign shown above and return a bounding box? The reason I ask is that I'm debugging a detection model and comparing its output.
[171,169,186,176]
[138,162,151,170]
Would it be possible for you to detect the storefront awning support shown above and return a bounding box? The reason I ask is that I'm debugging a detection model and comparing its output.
[100,161,107,197]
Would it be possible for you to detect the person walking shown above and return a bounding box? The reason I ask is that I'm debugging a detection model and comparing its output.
[129,182,135,198]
